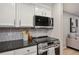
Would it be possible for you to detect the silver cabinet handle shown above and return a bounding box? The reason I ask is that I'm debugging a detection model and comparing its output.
[42,12,43,16]
[45,12,46,16]
[14,19,16,26]
[19,19,21,26]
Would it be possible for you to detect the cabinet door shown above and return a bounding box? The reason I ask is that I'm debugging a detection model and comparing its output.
[0,3,15,27]
[17,3,34,27]
[14,45,37,55]
[67,38,72,47]
[35,5,43,16]
[35,5,51,17]
[0,51,14,55]
[27,52,37,55]
[70,38,79,50]
[45,9,51,17]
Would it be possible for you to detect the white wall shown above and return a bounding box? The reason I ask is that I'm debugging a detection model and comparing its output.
[64,3,79,17]
[63,12,79,48]
[48,3,63,55]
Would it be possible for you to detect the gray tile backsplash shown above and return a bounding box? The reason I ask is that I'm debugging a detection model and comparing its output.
[29,29,48,37]
[0,32,23,42]
[0,28,49,42]
[0,28,22,42]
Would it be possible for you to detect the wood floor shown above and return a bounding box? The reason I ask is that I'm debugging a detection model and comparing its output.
[63,48,79,55]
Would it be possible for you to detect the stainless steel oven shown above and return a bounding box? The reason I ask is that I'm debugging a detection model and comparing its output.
[34,15,53,28]
[38,42,60,55]
[33,36,60,55]
[38,42,48,55]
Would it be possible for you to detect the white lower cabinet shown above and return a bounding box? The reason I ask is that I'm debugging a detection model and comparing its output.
[14,45,37,55]
[27,52,37,55]
[0,51,14,55]
[67,37,79,50]
[0,45,37,55]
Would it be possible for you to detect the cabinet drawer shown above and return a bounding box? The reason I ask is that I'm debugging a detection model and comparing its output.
[25,52,37,55]
[0,51,14,55]
[14,45,37,55]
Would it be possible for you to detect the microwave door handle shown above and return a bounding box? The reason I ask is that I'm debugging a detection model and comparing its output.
[50,19,52,26]
[51,19,52,25]
[49,19,51,25]
[51,18,53,26]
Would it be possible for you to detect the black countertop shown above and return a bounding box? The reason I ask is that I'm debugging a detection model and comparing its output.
[0,39,37,53]
[0,36,59,53]
[23,40,37,47]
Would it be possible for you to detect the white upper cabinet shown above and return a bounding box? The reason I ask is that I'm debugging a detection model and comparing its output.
[44,8,51,17]
[35,4,51,17]
[16,3,34,27]
[0,3,15,27]
[35,5,44,16]
[0,3,52,27]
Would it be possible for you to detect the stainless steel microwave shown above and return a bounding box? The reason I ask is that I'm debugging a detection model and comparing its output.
[34,15,53,28]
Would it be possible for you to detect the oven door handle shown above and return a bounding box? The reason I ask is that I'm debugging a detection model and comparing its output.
[39,49,48,52]
[39,49,48,54]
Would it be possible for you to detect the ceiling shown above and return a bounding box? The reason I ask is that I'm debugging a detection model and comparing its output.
[64,3,79,16]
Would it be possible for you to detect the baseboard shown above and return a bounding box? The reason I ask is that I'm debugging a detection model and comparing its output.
[67,46,79,51]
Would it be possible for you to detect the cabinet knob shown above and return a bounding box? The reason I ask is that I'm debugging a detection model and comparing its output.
[27,50,30,52]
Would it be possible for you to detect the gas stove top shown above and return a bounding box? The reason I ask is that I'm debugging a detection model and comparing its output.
[33,36,59,44]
